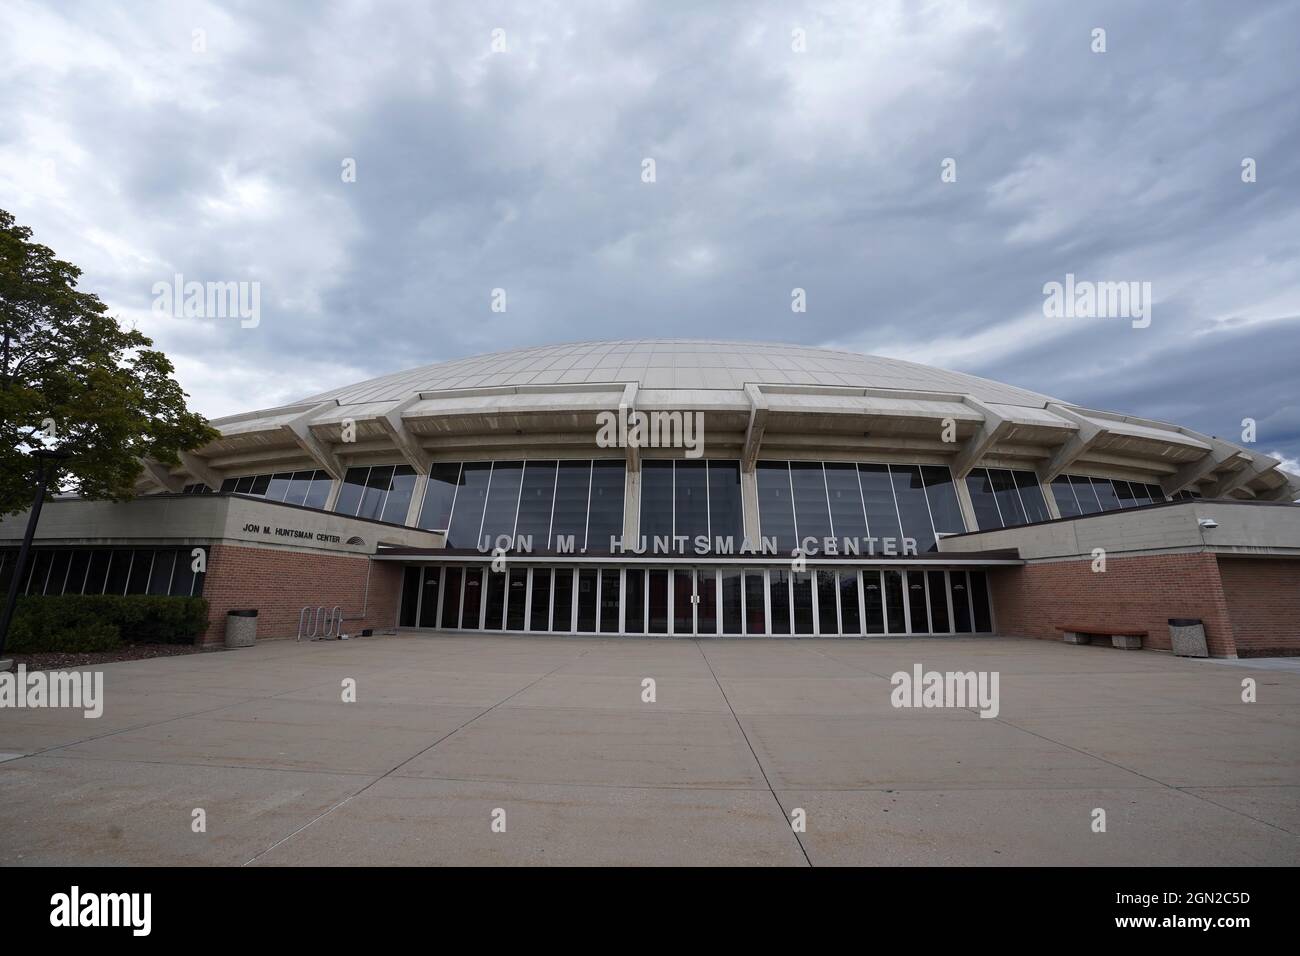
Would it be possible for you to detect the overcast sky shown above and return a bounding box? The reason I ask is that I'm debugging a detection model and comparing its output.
[3,0,1298,466]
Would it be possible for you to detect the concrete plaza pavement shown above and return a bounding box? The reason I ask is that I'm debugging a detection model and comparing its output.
[1,633,1297,866]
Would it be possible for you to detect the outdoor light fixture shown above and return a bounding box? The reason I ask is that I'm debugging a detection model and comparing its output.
[1198,517,1219,529]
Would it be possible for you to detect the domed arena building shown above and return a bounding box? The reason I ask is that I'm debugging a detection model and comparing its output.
[4,339,1299,656]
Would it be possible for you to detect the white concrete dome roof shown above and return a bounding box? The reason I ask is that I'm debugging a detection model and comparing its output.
[177,338,1295,504]
[296,339,1056,409]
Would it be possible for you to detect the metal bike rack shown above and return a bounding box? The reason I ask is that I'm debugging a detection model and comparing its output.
[297,605,345,641]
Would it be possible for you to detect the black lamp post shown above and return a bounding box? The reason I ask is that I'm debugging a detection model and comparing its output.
[0,447,73,659]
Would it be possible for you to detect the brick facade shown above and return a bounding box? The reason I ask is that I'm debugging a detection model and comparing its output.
[199,543,403,646]
[988,552,1300,657]
[1216,557,1300,657]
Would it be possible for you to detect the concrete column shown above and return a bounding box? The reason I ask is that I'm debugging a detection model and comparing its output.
[741,468,761,544]
[623,466,640,545]
[953,472,978,531]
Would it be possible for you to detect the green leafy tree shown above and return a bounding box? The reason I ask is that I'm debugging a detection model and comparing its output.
[0,208,218,514]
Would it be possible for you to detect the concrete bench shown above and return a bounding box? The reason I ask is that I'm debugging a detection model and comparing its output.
[1059,625,1146,650]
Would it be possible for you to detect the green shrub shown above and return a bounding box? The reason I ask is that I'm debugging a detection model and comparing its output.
[6,595,209,653]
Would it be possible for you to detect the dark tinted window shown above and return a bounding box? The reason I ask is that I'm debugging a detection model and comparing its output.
[824,463,867,550]
[1070,474,1103,514]
[529,569,552,631]
[551,461,591,551]
[1051,476,1081,517]
[446,463,492,548]
[418,567,441,628]
[769,570,791,634]
[965,469,1003,530]
[640,460,675,543]
[859,464,902,544]
[621,569,642,633]
[379,466,418,524]
[400,567,421,627]
[587,460,626,553]
[921,466,965,536]
[790,462,832,548]
[1014,470,1050,523]
[891,464,936,553]
[674,460,709,544]
[418,462,463,531]
[988,468,1027,526]
[707,461,744,547]
[514,461,557,547]
[756,461,796,554]
[480,461,523,543]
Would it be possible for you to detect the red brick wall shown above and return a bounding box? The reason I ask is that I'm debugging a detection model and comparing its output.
[199,544,404,646]
[988,552,1238,656]
[1215,557,1300,657]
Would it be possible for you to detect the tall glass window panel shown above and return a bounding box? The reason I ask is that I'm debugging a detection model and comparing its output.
[698,571,718,635]
[551,461,592,551]
[440,568,463,629]
[284,470,315,506]
[126,550,153,595]
[839,571,861,634]
[790,462,833,548]
[1144,483,1166,503]
[674,460,709,546]
[744,572,767,635]
[446,463,492,548]
[553,569,575,632]
[1112,479,1137,508]
[647,570,668,634]
[480,461,524,544]
[515,461,557,548]
[1070,474,1103,514]
[815,570,839,635]
[105,551,131,595]
[171,549,199,597]
[824,463,868,552]
[707,461,744,549]
[1091,477,1122,512]
[921,466,966,537]
[883,570,906,634]
[147,551,175,595]
[721,570,743,634]
[400,567,420,627]
[418,463,463,532]
[65,550,90,595]
[969,570,992,632]
[988,468,1027,527]
[756,461,796,554]
[1013,470,1050,524]
[266,473,294,503]
[926,570,950,633]
[46,551,70,594]
[1051,476,1082,517]
[598,569,620,632]
[622,570,643,633]
[529,569,552,631]
[859,464,903,546]
[334,467,368,517]
[639,460,675,545]
[484,571,506,630]
[357,465,395,521]
[506,570,527,630]
[380,466,418,525]
[949,571,973,633]
[248,474,271,497]
[891,464,937,553]
[792,573,814,635]
[965,469,1004,530]
[863,571,885,634]
[462,569,485,629]
[906,570,929,633]
[769,570,791,635]
[576,569,598,632]
[302,471,332,510]
[587,460,626,553]
[84,550,111,595]
[419,567,441,628]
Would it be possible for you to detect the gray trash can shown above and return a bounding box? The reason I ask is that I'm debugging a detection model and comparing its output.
[225,609,258,648]
[1168,618,1208,658]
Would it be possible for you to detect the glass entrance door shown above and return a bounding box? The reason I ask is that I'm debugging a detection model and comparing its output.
[672,569,695,634]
